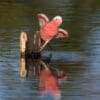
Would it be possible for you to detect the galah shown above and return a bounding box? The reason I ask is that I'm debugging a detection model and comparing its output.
[38,13,69,51]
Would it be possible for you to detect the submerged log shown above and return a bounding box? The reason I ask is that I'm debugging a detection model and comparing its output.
[20,31,42,77]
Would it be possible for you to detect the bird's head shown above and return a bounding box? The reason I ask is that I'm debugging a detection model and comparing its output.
[52,16,62,26]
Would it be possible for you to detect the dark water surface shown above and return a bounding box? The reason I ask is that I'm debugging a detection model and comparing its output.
[0,0,100,100]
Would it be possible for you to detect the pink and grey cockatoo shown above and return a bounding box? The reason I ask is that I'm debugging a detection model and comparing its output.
[37,13,69,51]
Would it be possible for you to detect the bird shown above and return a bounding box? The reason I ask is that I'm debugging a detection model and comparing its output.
[37,13,69,51]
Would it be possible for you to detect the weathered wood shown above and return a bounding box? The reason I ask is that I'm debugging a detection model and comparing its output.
[20,32,28,57]
[33,31,41,52]
[20,32,28,77]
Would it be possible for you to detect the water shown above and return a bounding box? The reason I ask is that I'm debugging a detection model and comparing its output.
[0,0,100,100]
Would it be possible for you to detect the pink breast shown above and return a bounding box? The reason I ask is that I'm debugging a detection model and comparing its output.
[40,22,58,41]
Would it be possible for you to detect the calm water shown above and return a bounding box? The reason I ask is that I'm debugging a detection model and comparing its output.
[0,0,100,100]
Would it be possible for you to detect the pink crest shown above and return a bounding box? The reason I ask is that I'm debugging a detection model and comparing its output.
[38,13,49,28]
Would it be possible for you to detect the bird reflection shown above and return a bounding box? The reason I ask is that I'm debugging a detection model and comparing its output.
[20,54,68,100]
[39,62,67,100]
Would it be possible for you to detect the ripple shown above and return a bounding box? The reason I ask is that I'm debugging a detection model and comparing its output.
[42,51,86,62]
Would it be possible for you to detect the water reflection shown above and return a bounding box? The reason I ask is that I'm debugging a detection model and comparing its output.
[20,54,68,100]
